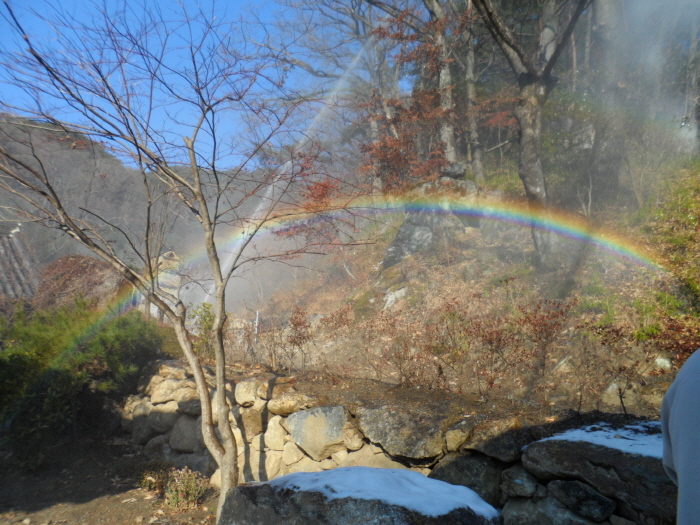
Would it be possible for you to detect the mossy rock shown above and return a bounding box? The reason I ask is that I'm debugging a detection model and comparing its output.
[353,288,381,322]
[375,264,405,291]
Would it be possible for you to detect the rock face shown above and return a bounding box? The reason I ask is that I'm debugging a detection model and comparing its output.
[219,468,502,525]
[355,405,447,459]
[522,440,675,521]
[381,212,438,269]
[381,179,480,269]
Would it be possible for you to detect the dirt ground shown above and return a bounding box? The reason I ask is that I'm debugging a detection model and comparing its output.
[0,437,217,525]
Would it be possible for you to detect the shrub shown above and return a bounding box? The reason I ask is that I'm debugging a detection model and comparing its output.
[0,300,163,468]
[165,467,208,508]
[139,461,172,496]
[188,302,215,358]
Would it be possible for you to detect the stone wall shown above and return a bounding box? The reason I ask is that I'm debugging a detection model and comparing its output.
[121,361,676,525]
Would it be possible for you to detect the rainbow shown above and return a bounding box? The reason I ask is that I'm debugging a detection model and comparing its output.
[35,192,662,363]
[181,193,663,272]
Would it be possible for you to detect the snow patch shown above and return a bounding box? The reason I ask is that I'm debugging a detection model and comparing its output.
[535,421,662,458]
[268,466,500,519]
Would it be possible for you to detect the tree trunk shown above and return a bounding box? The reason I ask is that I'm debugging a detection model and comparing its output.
[689,18,700,153]
[514,80,556,268]
[466,0,485,182]
[423,0,458,165]
[438,31,458,164]
[589,0,625,201]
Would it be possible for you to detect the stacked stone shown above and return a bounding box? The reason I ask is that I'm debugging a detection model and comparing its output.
[121,362,677,524]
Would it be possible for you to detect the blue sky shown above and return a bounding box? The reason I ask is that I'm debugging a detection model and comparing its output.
[0,0,324,170]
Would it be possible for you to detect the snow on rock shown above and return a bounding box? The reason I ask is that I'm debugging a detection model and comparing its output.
[270,466,499,519]
[521,421,674,522]
[220,466,502,525]
[536,421,662,458]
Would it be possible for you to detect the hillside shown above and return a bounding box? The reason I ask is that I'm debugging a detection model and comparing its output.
[226,161,700,418]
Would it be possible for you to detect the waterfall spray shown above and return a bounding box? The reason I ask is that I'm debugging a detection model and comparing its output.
[193,37,376,305]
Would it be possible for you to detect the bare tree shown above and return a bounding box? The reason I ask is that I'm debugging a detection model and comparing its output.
[472,0,589,267]
[266,0,412,191]
[0,2,356,520]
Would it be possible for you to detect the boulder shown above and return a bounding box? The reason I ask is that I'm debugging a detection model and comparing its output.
[343,422,365,451]
[547,480,616,523]
[286,406,349,461]
[282,456,325,475]
[256,377,297,400]
[177,398,202,416]
[502,495,598,525]
[462,417,533,462]
[500,465,543,499]
[355,405,447,459]
[429,452,504,507]
[169,415,202,453]
[120,395,147,432]
[219,467,502,525]
[381,208,449,269]
[150,378,183,404]
[265,450,284,479]
[130,400,154,445]
[608,516,635,525]
[264,415,288,451]
[170,385,198,404]
[319,459,336,470]
[335,443,407,470]
[268,391,327,416]
[158,361,189,380]
[148,400,180,434]
[168,451,217,477]
[522,440,676,521]
[250,433,265,451]
[283,441,306,466]
[143,375,165,397]
[331,449,348,466]
[232,398,267,441]
[446,418,478,452]
[239,446,278,482]
[144,433,171,459]
[235,378,261,407]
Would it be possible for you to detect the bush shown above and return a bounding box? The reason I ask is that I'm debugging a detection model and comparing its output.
[188,302,215,358]
[165,467,208,508]
[0,300,163,468]
[138,461,172,496]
